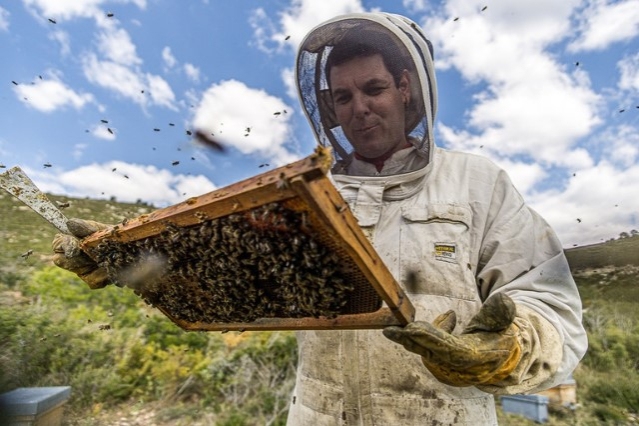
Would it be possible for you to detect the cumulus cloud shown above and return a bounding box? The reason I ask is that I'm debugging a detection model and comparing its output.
[30,161,217,206]
[97,27,142,65]
[92,124,116,140]
[0,6,9,31]
[192,79,298,165]
[184,63,201,83]
[82,52,176,110]
[22,0,146,22]
[48,30,71,55]
[423,1,602,169]
[25,2,175,111]
[529,161,639,246]
[12,77,95,113]
[82,53,146,102]
[250,0,365,53]
[569,0,639,52]
[617,52,639,91]
[81,26,176,109]
[162,46,177,68]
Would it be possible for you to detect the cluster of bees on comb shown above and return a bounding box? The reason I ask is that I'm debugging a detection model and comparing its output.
[89,203,356,324]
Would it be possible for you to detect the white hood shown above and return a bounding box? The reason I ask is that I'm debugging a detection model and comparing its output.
[295,12,438,175]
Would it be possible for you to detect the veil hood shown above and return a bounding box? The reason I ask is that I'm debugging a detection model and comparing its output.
[295,12,438,175]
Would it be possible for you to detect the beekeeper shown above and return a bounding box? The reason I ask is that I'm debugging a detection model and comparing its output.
[286,12,587,424]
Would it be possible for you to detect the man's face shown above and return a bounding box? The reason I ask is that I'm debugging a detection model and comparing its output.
[329,54,410,160]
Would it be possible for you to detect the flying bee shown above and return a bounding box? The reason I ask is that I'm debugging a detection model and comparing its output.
[21,249,34,260]
[193,129,225,152]
[56,201,70,209]
[276,173,290,190]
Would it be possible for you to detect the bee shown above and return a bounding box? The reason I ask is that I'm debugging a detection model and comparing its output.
[193,130,225,152]
[21,249,34,259]
[56,201,70,209]
[276,173,290,190]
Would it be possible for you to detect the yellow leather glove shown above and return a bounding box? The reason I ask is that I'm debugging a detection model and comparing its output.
[384,293,522,387]
[52,218,111,289]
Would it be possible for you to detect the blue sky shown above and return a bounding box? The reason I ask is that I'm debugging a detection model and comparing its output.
[1,0,638,247]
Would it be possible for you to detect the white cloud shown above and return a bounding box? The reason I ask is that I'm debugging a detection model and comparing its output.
[30,161,216,207]
[281,67,296,100]
[192,79,298,164]
[250,0,365,53]
[92,124,116,140]
[529,161,639,246]
[97,27,142,66]
[162,46,177,69]
[184,63,201,83]
[600,125,639,168]
[82,53,176,109]
[72,143,88,160]
[13,77,95,113]
[146,74,177,110]
[423,1,602,170]
[0,6,10,31]
[618,52,639,91]
[402,0,428,13]
[48,30,71,55]
[22,0,146,22]
[82,53,146,102]
[569,0,639,52]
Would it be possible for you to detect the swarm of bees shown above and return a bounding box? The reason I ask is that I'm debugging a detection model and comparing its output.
[89,203,370,324]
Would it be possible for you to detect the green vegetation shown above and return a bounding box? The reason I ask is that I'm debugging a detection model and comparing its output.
[1,191,638,424]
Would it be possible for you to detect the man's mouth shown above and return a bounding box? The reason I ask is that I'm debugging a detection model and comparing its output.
[356,124,378,133]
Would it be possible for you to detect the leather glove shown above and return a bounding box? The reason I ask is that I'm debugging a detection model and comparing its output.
[383,293,522,387]
[52,218,111,289]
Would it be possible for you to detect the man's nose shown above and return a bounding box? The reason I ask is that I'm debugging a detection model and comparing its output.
[351,93,370,117]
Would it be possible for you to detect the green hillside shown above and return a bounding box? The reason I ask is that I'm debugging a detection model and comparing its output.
[0,190,152,267]
[565,236,639,270]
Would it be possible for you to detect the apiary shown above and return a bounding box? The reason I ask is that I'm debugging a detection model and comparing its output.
[80,147,415,331]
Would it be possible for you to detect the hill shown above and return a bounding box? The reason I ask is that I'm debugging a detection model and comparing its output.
[0,191,152,271]
[565,236,639,271]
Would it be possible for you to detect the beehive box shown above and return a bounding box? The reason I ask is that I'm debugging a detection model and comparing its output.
[81,147,414,331]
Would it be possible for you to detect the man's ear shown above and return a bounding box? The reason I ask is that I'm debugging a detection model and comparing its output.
[399,69,411,105]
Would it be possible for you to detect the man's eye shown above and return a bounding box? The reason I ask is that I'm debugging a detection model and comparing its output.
[367,86,384,95]
[334,94,350,104]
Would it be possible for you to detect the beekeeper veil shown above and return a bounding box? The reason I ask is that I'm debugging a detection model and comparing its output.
[296,12,437,175]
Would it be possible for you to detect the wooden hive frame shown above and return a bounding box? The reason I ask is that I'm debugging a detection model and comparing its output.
[81,147,415,331]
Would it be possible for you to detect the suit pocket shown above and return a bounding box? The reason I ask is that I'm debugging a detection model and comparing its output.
[399,203,477,300]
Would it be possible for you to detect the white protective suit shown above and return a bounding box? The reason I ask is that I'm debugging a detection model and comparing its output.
[288,12,587,425]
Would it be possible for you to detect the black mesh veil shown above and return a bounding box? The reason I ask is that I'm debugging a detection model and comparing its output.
[295,13,438,175]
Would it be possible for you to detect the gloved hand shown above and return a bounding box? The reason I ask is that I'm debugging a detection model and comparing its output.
[383,293,522,387]
[52,218,111,289]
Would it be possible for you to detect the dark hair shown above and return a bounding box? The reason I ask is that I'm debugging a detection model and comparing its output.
[325,30,410,89]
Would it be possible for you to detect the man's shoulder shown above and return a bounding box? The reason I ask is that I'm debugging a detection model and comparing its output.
[434,147,503,174]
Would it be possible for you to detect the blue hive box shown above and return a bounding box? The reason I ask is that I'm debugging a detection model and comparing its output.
[0,386,71,426]
[500,394,549,423]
